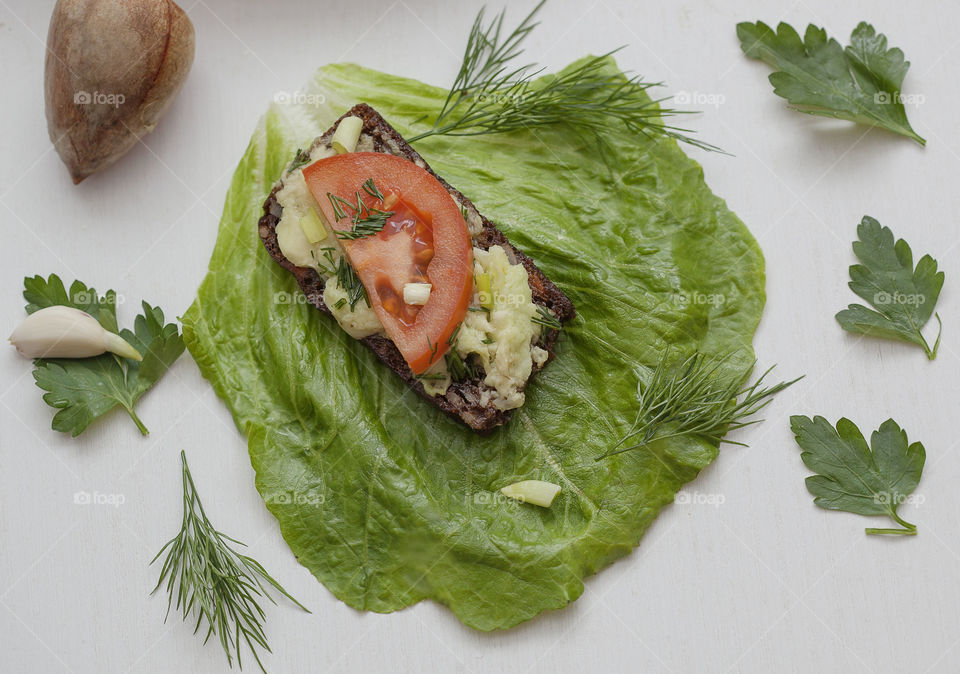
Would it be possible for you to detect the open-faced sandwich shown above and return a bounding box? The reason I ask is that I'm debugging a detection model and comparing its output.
[258,104,574,432]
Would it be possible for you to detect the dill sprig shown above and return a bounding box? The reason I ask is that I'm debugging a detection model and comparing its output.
[446,350,478,381]
[408,1,720,152]
[598,352,801,460]
[151,451,309,672]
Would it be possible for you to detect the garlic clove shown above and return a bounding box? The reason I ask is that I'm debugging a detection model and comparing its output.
[9,305,142,361]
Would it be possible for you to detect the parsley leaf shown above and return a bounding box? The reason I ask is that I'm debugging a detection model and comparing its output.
[23,274,185,436]
[790,416,925,535]
[835,216,943,359]
[737,21,925,144]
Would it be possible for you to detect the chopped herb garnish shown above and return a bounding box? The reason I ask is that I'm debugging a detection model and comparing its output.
[336,213,392,240]
[327,193,349,221]
[448,323,462,346]
[443,322,478,381]
[333,298,347,310]
[481,337,495,344]
[289,147,311,172]
[468,306,490,313]
[317,248,368,311]
[362,177,384,201]
[337,258,367,310]
[326,178,395,241]
[531,305,562,338]
[446,350,478,382]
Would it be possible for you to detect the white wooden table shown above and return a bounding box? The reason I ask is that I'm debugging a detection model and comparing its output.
[1,1,958,671]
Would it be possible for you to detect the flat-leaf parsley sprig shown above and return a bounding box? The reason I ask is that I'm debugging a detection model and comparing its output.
[20,274,184,436]
[737,21,925,144]
[790,416,925,536]
[152,451,309,672]
[599,352,801,460]
[835,216,944,359]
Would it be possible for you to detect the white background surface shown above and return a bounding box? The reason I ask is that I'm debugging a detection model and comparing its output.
[1,0,958,672]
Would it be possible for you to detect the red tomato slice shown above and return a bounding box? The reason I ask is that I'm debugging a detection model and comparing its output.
[302,152,473,374]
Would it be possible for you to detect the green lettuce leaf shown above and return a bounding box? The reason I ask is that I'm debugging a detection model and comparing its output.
[182,57,766,630]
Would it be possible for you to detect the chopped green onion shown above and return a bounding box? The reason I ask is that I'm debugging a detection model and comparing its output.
[332,116,363,154]
[476,273,493,309]
[403,282,432,306]
[299,208,328,244]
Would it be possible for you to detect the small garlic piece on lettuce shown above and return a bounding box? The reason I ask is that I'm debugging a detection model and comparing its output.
[500,480,561,507]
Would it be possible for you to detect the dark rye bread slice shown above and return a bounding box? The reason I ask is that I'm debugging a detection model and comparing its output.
[258,103,574,432]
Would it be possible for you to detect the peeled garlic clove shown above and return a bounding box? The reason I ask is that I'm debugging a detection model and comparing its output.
[44,0,195,183]
[9,306,142,361]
